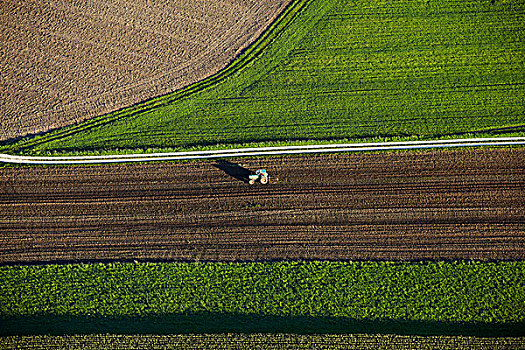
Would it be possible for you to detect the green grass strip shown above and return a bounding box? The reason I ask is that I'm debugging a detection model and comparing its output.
[1,261,523,323]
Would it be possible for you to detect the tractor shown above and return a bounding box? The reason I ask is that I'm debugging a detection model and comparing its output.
[248,169,269,185]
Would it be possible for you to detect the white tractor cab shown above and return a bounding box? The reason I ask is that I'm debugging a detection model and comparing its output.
[248,169,269,185]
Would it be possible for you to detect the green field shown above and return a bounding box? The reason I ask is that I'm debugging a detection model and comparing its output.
[3,0,524,155]
[1,261,524,335]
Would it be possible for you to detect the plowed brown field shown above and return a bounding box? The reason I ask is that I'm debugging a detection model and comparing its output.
[1,148,524,264]
[0,0,290,141]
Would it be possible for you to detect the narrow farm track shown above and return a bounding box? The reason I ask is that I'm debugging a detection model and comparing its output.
[3,137,525,164]
[1,148,524,264]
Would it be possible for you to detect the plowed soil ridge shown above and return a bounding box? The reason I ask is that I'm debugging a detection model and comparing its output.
[0,0,290,141]
[1,148,524,263]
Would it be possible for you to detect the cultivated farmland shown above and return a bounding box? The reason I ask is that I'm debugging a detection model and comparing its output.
[0,0,290,141]
[1,261,524,336]
[1,0,524,346]
[3,334,525,350]
[1,148,523,264]
[5,0,523,156]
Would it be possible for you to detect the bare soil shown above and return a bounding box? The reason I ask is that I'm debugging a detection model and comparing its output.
[0,0,290,141]
[0,148,524,264]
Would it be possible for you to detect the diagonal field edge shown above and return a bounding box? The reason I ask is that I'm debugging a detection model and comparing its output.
[0,0,311,154]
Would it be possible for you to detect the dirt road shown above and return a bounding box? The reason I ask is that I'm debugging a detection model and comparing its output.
[1,148,523,264]
[3,138,525,164]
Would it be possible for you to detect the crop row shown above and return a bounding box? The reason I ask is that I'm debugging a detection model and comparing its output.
[1,262,523,326]
[2,334,525,350]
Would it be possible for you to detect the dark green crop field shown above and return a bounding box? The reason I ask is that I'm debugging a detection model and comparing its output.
[1,262,524,335]
[3,0,524,155]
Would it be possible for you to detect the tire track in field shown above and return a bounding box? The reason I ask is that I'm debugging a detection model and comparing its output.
[0,148,524,264]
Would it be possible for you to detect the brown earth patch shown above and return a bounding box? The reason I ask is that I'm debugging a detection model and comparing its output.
[0,148,524,264]
[0,0,290,141]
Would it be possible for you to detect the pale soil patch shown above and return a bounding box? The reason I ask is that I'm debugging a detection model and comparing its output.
[0,0,290,140]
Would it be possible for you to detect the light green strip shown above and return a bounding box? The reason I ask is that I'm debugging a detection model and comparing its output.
[1,261,523,323]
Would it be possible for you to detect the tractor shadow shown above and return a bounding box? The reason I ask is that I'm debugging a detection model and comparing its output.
[213,160,254,183]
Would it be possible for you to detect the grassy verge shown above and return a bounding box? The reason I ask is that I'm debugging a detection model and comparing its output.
[3,131,524,158]
[1,261,523,336]
[2,0,523,156]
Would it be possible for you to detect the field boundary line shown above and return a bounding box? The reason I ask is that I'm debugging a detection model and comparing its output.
[2,0,311,154]
[1,137,524,164]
